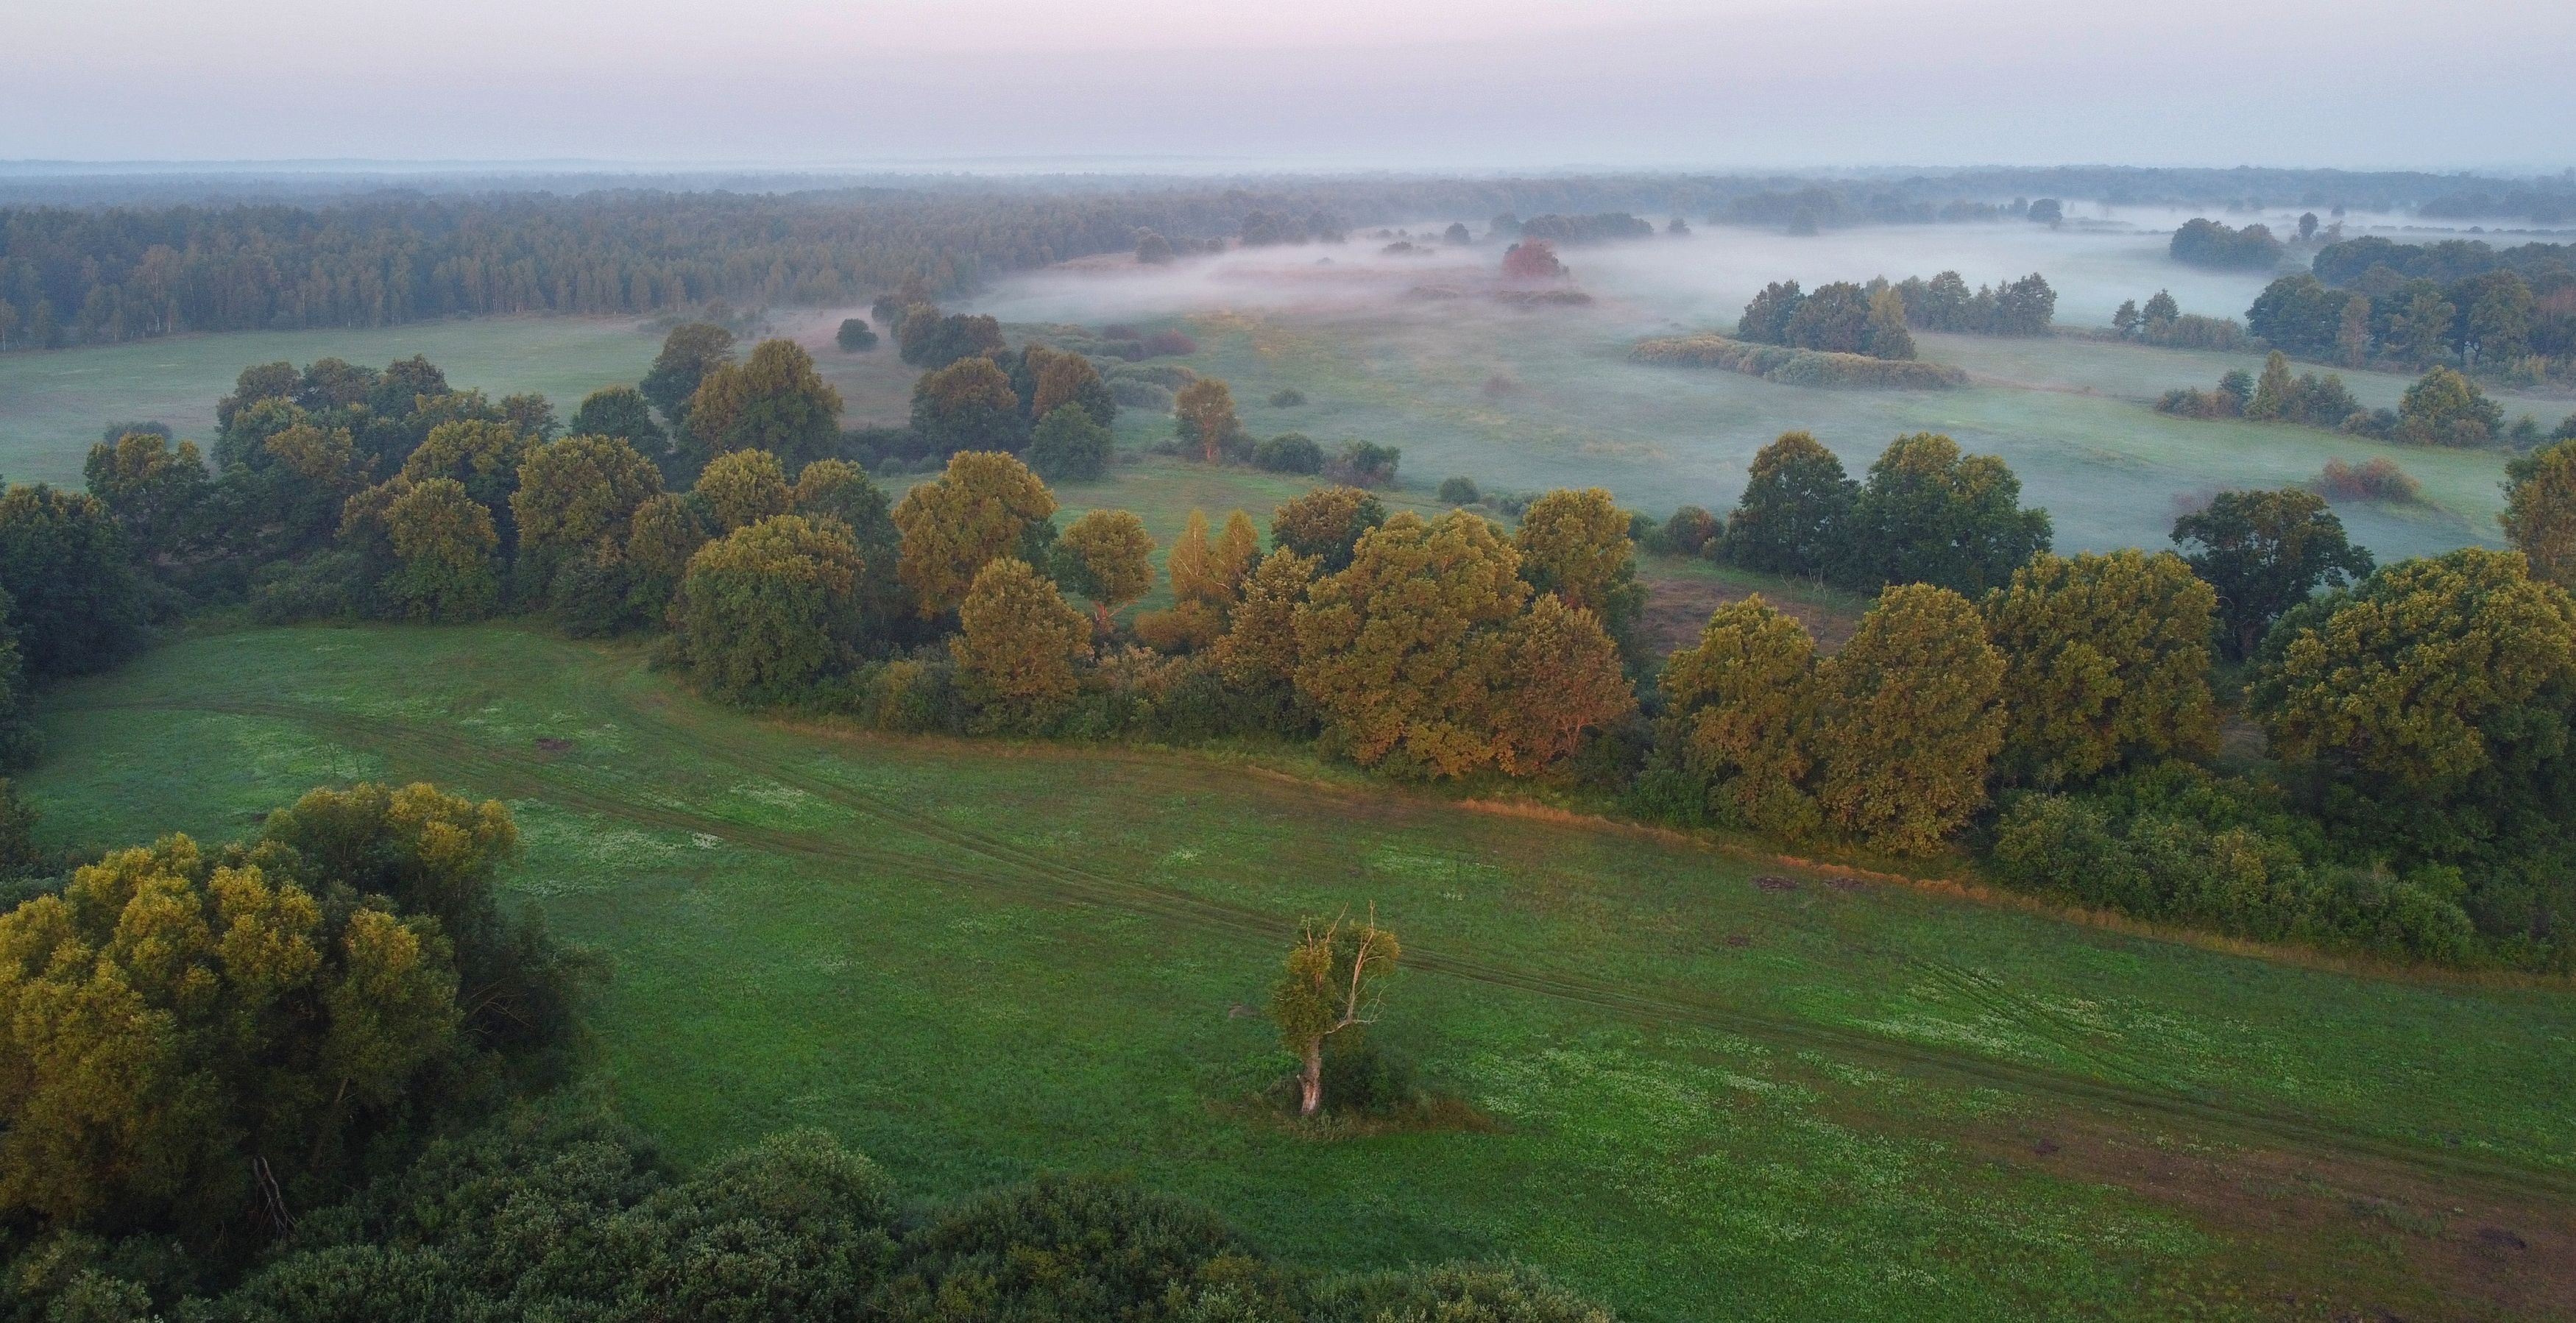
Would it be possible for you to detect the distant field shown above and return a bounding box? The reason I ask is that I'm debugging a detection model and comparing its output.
[21,624,2575,1322]
[4,223,2563,566]
[0,308,918,488]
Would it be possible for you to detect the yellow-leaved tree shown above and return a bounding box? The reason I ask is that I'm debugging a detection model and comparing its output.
[1052,508,1157,631]
[1811,584,2006,854]
[891,451,1056,617]
[2502,439,2576,592]
[695,447,793,533]
[1983,549,2218,788]
[511,433,664,571]
[952,556,1093,731]
[384,476,500,621]
[1214,547,1320,689]
[1657,595,1820,837]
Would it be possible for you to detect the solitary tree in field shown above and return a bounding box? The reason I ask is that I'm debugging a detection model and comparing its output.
[1174,377,1240,464]
[1270,911,1401,1118]
[1052,508,1156,631]
[1501,240,1565,280]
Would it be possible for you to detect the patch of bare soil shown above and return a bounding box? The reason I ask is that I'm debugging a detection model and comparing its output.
[1953,1113,2576,1322]
[1638,573,1862,656]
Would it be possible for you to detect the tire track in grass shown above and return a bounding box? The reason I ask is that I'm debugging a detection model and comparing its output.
[60,693,2576,1205]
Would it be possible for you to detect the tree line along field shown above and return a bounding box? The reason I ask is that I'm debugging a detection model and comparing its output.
[19,624,2575,1322]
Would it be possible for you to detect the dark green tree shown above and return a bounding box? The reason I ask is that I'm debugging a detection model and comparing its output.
[2170,488,2374,659]
[1722,431,1855,577]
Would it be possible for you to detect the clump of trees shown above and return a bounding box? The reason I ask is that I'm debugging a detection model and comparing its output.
[1705,431,2051,597]
[2155,355,2513,447]
[1887,272,2058,336]
[2170,218,2285,271]
[2112,290,2251,351]
[1628,336,1967,389]
[1733,280,1918,360]
[2246,260,2575,387]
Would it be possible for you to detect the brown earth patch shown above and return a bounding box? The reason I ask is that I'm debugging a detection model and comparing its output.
[1638,572,1862,656]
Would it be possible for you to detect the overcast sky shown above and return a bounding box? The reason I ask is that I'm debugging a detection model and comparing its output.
[7,0,2569,171]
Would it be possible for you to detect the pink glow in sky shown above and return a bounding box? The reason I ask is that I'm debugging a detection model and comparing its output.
[6,0,2568,169]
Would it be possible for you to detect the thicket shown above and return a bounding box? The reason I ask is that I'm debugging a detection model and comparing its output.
[1628,335,1967,389]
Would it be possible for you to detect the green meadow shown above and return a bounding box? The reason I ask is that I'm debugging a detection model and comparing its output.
[20,624,2575,1322]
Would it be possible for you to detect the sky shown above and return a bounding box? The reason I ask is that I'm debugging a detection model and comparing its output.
[5,0,2570,171]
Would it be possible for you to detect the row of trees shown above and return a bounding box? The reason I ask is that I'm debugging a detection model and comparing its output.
[2247,264,2575,379]
[1733,272,2057,358]
[2156,352,2572,450]
[2169,218,2288,271]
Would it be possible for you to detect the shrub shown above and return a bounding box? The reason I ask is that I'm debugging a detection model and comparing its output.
[1267,387,1306,407]
[1329,440,1401,486]
[1254,433,1324,475]
[1661,505,1720,555]
[1141,330,1198,357]
[835,317,877,351]
[2315,456,2421,504]
[1438,475,1482,505]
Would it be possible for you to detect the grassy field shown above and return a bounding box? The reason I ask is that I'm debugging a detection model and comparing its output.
[19,623,2575,1321]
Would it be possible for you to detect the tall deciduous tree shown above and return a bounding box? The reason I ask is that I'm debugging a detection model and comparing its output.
[891,451,1057,617]
[1270,486,1384,575]
[1839,433,2052,597]
[2503,439,2576,591]
[1174,377,1241,464]
[1811,584,2006,854]
[2253,547,2575,794]
[1658,595,1821,837]
[83,432,208,564]
[567,386,668,458]
[1513,488,1643,643]
[951,556,1091,731]
[1269,912,1401,1117]
[694,448,793,533]
[1491,594,1635,775]
[385,477,500,620]
[1214,549,1320,689]
[913,356,1027,457]
[639,323,735,428]
[1292,510,1534,777]
[512,433,663,569]
[673,514,863,700]
[1052,509,1157,631]
[0,484,146,683]
[685,339,843,469]
[1722,432,1854,578]
[1983,550,2219,788]
[2170,488,2374,659]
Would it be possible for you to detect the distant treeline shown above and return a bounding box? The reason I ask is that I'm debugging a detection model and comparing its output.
[2240,237,2576,386]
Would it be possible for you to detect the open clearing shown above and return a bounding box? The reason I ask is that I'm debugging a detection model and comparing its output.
[21,624,2575,1321]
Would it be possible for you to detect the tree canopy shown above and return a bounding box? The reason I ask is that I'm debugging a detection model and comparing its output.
[2170,488,2374,660]
[891,451,1057,618]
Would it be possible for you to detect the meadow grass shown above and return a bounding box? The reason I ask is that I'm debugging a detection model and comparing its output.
[19,623,2575,1321]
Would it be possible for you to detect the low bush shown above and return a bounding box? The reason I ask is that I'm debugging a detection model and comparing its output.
[1438,475,1482,504]
[2315,456,2421,504]
[1255,433,1325,474]
[1328,439,1401,486]
[1268,386,1306,407]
